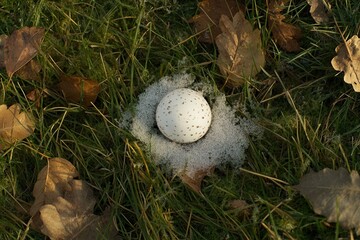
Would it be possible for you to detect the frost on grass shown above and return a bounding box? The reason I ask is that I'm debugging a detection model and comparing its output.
[125,73,261,178]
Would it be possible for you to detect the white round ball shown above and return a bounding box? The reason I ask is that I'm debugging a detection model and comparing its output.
[156,88,212,143]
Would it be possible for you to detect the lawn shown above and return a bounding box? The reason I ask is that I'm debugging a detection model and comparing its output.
[1,0,360,239]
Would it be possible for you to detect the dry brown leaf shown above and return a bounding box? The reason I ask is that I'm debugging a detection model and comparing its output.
[215,10,265,88]
[294,167,360,235]
[179,167,215,193]
[331,35,360,92]
[307,0,331,24]
[30,158,118,240]
[40,205,117,240]
[14,59,41,81]
[26,89,43,108]
[268,15,302,52]
[227,199,251,216]
[228,199,249,210]
[0,104,35,151]
[268,0,289,13]
[4,27,45,78]
[188,0,242,43]
[30,158,79,218]
[268,0,302,52]
[0,34,8,68]
[26,89,40,102]
[58,75,100,107]
[39,180,95,239]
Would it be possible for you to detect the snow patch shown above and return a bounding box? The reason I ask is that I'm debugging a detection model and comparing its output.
[122,73,261,178]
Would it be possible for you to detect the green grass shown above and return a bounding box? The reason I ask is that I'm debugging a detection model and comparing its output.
[1,0,360,239]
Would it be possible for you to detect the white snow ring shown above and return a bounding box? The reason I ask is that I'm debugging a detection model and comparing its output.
[130,73,260,178]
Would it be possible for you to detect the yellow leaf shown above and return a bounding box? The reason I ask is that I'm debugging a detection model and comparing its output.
[215,10,265,88]
[0,104,35,151]
[331,35,360,92]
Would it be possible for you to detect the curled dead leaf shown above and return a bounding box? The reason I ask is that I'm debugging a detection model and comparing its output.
[215,10,265,88]
[331,35,360,92]
[4,27,44,78]
[30,158,118,240]
[189,0,241,43]
[0,104,35,151]
[58,75,100,107]
[30,158,79,218]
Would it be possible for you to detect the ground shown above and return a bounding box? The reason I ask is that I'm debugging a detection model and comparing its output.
[1,0,360,239]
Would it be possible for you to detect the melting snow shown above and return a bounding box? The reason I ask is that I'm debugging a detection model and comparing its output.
[123,73,261,178]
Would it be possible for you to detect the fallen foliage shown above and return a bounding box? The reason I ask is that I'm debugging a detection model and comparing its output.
[0,34,8,68]
[14,59,42,81]
[215,10,265,87]
[0,104,35,151]
[189,0,241,43]
[30,158,117,240]
[331,35,360,92]
[306,0,331,24]
[179,167,215,193]
[2,27,44,78]
[268,0,302,52]
[294,167,360,235]
[58,75,101,107]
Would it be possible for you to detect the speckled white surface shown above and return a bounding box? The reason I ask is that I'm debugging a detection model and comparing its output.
[156,88,212,143]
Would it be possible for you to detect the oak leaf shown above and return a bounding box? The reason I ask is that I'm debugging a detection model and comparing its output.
[0,104,35,151]
[331,35,360,92]
[58,75,100,107]
[3,27,44,78]
[306,0,331,24]
[215,10,265,88]
[30,158,118,240]
[30,158,79,217]
[294,167,360,235]
[268,0,302,52]
[189,0,241,43]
